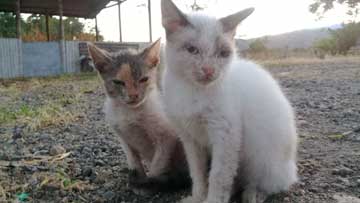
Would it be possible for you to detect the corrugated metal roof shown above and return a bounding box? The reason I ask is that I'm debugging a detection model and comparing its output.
[0,0,122,18]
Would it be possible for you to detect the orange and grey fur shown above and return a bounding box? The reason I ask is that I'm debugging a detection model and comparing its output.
[87,40,189,193]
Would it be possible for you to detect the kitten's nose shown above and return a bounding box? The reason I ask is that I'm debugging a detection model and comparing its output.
[129,94,139,101]
[202,66,215,77]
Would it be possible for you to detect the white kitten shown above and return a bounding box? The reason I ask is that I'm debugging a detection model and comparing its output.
[161,1,298,203]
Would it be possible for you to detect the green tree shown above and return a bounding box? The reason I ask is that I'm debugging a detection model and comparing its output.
[314,37,337,56]
[248,38,268,53]
[0,12,20,38]
[0,12,102,41]
[331,22,360,55]
[310,0,360,17]
[314,22,360,55]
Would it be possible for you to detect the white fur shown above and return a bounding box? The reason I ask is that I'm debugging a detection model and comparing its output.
[162,11,298,203]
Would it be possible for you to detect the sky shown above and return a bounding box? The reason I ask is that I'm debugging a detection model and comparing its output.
[88,0,359,42]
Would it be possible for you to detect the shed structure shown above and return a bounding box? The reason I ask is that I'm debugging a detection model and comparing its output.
[0,0,154,78]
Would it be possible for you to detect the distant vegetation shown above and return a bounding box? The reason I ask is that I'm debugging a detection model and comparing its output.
[248,38,268,53]
[239,22,360,60]
[0,12,102,42]
[314,22,360,56]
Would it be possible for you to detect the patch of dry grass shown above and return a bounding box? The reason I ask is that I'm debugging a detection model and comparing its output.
[257,56,360,67]
[0,151,92,202]
[0,73,100,131]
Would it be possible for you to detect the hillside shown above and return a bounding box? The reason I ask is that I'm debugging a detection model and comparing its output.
[236,27,335,51]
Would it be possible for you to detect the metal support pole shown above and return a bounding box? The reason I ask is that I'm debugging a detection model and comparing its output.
[58,0,65,72]
[16,0,21,39]
[118,0,122,42]
[148,0,152,42]
[95,16,99,42]
[46,14,50,41]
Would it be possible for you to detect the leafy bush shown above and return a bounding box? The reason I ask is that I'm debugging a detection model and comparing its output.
[249,38,268,53]
[313,22,360,56]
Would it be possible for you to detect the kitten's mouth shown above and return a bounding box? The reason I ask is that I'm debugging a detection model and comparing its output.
[127,101,138,105]
[126,98,146,108]
[196,74,216,84]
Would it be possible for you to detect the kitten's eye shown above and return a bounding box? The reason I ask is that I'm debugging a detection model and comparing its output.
[112,80,125,86]
[219,50,231,58]
[139,76,149,83]
[185,45,200,55]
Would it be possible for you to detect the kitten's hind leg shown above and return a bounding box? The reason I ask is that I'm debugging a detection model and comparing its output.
[241,187,257,203]
[241,187,267,203]
[134,168,191,193]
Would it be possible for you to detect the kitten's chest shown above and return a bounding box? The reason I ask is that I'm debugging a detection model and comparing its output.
[165,92,216,146]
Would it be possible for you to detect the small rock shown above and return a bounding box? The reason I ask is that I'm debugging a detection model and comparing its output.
[296,189,306,196]
[298,119,309,127]
[103,191,115,200]
[333,194,360,203]
[12,126,23,141]
[49,145,66,156]
[319,182,330,189]
[332,183,346,189]
[73,165,82,177]
[94,197,105,203]
[89,170,98,182]
[94,170,112,184]
[332,167,353,177]
[335,177,350,186]
[95,159,106,166]
[82,167,94,177]
[33,149,49,156]
[319,104,327,109]
[308,187,319,193]
[82,146,92,154]
[38,133,54,142]
[61,197,69,203]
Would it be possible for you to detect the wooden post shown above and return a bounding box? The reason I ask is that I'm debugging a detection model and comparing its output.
[148,0,152,42]
[15,0,21,39]
[58,0,65,72]
[16,0,23,77]
[95,16,99,42]
[59,0,64,41]
[46,14,50,41]
[118,0,122,42]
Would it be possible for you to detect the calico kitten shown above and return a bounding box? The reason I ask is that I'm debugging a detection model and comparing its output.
[87,39,189,193]
[161,1,298,203]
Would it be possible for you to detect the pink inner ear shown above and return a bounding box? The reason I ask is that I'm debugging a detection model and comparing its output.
[167,21,185,32]
[149,58,159,67]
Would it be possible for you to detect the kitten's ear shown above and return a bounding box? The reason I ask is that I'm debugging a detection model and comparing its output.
[141,38,161,68]
[161,0,191,35]
[87,43,112,73]
[220,8,254,37]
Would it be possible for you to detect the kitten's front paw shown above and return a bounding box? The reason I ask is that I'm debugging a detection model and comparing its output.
[128,169,146,187]
[179,196,203,203]
[131,187,156,196]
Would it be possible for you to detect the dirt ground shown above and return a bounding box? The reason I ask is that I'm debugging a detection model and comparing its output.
[0,58,359,203]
